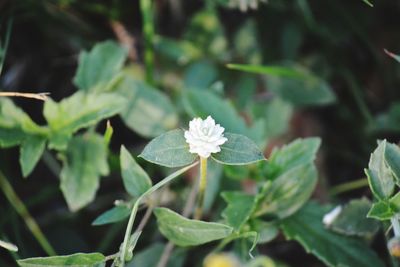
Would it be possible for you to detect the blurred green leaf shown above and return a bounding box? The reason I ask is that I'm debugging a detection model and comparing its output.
[18,253,106,267]
[365,140,395,200]
[154,35,201,65]
[19,136,46,177]
[203,160,223,212]
[116,76,178,138]
[281,202,385,267]
[154,207,233,246]
[120,145,152,197]
[139,129,197,168]
[184,60,218,89]
[256,163,317,219]
[60,133,109,211]
[265,65,336,106]
[251,220,279,244]
[222,191,256,230]
[233,20,262,64]
[327,198,380,237]
[73,41,127,91]
[212,133,265,165]
[44,92,126,150]
[227,64,305,78]
[92,205,131,226]
[127,243,185,267]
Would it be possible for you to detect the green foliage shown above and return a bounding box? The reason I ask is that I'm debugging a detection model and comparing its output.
[18,253,106,267]
[222,191,256,230]
[120,146,152,197]
[212,133,266,165]
[19,136,46,177]
[327,198,380,238]
[0,98,47,147]
[73,41,127,92]
[44,92,126,150]
[227,64,305,78]
[92,205,131,226]
[60,133,109,211]
[280,202,385,267]
[266,65,336,106]
[139,129,197,167]
[116,75,178,138]
[154,207,233,246]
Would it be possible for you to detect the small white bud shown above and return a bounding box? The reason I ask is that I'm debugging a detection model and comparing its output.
[322,206,342,226]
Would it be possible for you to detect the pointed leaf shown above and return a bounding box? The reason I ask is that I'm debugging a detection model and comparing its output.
[366,140,395,200]
[139,129,197,168]
[44,92,126,150]
[120,146,152,197]
[280,202,385,267]
[60,134,109,211]
[211,133,265,165]
[154,207,233,247]
[221,191,256,230]
[19,136,46,177]
[73,41,127,91]
[367,200,395,220]
[17,253,106,267]
[92,205,131,226]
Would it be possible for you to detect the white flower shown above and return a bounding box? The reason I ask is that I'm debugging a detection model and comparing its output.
[322,206,342,226]
[184,116,228,158]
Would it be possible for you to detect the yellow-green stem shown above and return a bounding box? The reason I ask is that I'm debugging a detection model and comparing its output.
[194,157,207,220]
[0,171,56,256]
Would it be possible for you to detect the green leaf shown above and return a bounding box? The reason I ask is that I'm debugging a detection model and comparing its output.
[120,146,152,197]
[18,253,106,267]
[184,60,217,89]
[384,142,400,185]
[251,220,279,244]
[73,41,127,91]
[19,136,46,177]
[262,97,293,139]
[256,164,317,219]
[0,98,47,147]
[212,133,265,165]
[280,202,385,267]
[0,239,18,252]
[92,205,131,226]
[60,133,109,211]
[266,137,321,178]
[367,200,395,220]
[127,243,186,267]
[139,129,197,168]
[227,63,305,78]
[116,76,178,138]
[366,140,395,200]
[222,191,256,230]
[182,89,250,137]
[154,207,233,246]
[44,92,126,150]
[328,198,380,237]
[265,65,336,106]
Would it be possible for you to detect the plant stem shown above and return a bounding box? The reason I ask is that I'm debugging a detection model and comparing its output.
[119,163,197,267]
[0,171,56,256]
[194,157,208,220]
[140,0,155,85]
[329,177,369,195]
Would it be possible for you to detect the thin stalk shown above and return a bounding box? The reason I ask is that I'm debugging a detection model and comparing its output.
[119,162,197,267]
[139,0,155,85]
[329,177,369,195]
[0,171,56,256]
[0,92,49,101]
[194,157,207,220]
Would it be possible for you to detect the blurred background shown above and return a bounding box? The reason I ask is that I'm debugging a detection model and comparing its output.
[1,0,400,266]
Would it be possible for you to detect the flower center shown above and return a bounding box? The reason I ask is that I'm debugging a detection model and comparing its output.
[202,127,209,136]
